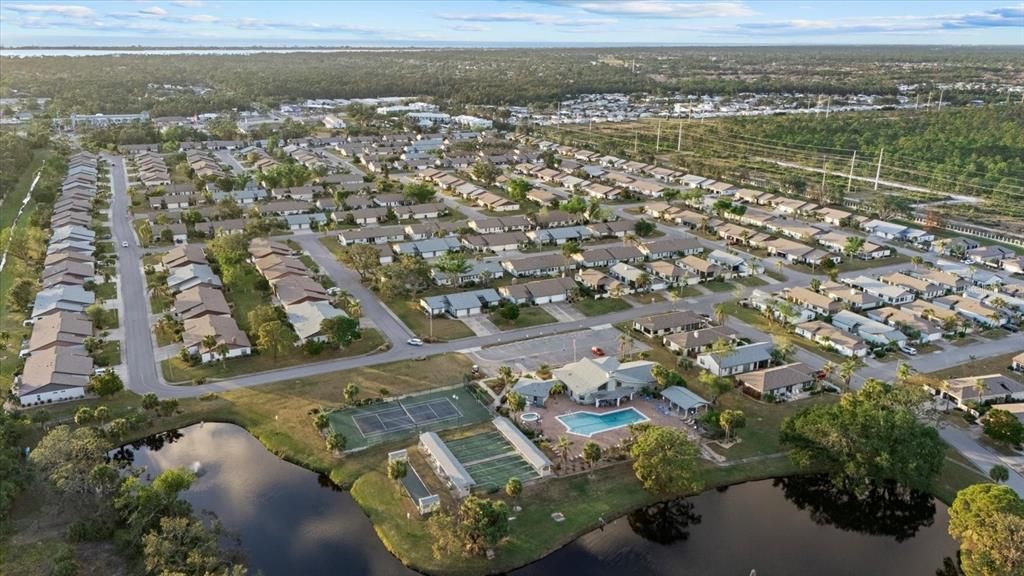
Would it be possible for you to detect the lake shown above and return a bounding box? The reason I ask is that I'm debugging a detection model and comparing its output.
[115,423,959,576]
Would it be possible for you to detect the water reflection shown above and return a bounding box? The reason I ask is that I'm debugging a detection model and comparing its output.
[627,498,702,545]
[514,478,958,576]
[774,475,936,542]
[117,423,416,576]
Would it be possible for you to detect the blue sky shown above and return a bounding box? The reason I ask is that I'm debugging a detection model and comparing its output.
[1,1,1022,46]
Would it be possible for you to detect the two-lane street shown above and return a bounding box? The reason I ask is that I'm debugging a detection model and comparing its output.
[104,154,161,392]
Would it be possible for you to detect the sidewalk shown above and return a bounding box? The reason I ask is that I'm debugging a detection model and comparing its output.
[939,425,1024,496]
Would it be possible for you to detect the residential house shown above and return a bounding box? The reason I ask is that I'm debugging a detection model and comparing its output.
[501,254,572,277]
[498,277,577,305]
[867,307,944,344]
[420,289,502,317]
[880,272,944,300]
[794,320,868,358]
[173,286,231,320]
[696,341,773,376]
[632,310,704,337]
[785,286,844,316]
[638,238,703,260]
[663,325,737,356]
[15,347,92,405]
[737,363,816,399]
[182,315,252,363]
[935,374,1024,412]
[285,301,348,344]
[831,310,908,347]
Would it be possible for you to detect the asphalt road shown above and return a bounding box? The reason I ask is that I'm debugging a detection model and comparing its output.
[104,154,161,393]
[292,234,413,344]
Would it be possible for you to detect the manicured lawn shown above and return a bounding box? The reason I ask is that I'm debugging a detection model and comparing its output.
[672,285,703,298]
[385,297,474,341]
[764,269,786,282]
[711,393,835,460]
[92,308,120,331]
[573,297,632,317]
[735,276,768,287]
[488,305,557,331]
[93,282,117,300]
[93,341,122,367]
[703,280,737,293]
[161,328,386,382]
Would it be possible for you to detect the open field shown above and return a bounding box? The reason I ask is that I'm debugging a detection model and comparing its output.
[925,352,1021,380]
[161,329,386,382]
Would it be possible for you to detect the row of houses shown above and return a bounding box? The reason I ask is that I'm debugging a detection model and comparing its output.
[629,309,820,400]
[161,245,251,363]
[132,150,171,188]
[248,239,350,344]
[16,152,103,405]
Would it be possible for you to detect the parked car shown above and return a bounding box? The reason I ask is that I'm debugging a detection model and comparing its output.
[407,338,424,346]
[121,241,129,248]
[899,344,918,356]
[591,346,605,357]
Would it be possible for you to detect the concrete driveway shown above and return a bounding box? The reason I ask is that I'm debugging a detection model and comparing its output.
[470,326,649,373]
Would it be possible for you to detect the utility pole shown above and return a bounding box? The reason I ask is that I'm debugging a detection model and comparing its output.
[825,96,831,120]
[925,92,932,111]
[655,121,661,151]
[846,150,857,196]
[676,121,682,152]
[874,147,884,191]
[633,131,638,155]
[937,89,945,111]
[915,94,919,109]
[820,161,828,201]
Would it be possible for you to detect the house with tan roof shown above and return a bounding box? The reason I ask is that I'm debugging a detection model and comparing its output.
[26,311,92,354]
[173,286,231,320]
[736,362,816,399]
[663,325,737,356]
[932,374,1024,412]
[632,310,704,337]
[16,345,92,405]
[785,286,844,316]
[182,315,252,363]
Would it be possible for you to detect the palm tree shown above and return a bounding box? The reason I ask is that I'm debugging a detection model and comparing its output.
[549,381,567,396]
[713,303,727,325]
[556,436,573,465]
[618,333,634,360]
[911,256,924,270]
[839,359,858,392]
[214,342,229,368]
[820,361,835,386]
[201,335,218,362]
[896,362,912,384]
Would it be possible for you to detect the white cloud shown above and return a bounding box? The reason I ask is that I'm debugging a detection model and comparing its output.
[554,1,756,19]
[437,11,615,27]
[139,6,168,17]
[449,23,489,32]
[171,0,203,7]
[4,4,94,18]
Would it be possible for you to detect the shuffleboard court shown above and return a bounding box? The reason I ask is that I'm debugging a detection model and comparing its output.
[445,429,539,491]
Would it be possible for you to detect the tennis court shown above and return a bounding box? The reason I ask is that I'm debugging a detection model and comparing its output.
[446,430,538,491]
[328,386,492,451]
[352,398,463,437]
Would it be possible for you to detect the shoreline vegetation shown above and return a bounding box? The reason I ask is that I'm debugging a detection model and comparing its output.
[8,353,987,576]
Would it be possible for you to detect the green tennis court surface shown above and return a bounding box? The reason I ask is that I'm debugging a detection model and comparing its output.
[328,386,491,451]
[447,430,538,491]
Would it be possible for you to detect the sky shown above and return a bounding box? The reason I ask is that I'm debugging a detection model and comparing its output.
[0,1,1022,47]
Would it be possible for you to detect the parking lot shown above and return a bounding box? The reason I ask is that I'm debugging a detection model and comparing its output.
[469,326,650,372]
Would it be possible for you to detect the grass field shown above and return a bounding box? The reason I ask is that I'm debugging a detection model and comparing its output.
[386,297,475,341]
[672,285,703,298]
[488,305,557,331]
[573,297,632,317]
[720,301,851,365]
[161,329,386,382]
[328,385,492,451]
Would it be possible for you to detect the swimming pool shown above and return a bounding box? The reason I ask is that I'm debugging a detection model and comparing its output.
[557,407,650,438]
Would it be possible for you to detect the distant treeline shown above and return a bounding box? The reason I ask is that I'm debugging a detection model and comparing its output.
[1,46,1021,116]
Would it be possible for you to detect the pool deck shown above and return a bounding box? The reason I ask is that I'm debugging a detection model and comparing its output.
[521,395,701,452]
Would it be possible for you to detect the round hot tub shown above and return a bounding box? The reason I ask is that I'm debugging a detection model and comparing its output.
[520,412,541,423]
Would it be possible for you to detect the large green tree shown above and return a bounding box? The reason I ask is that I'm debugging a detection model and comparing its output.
[428,496,510,558]
[780,379,944,493]
[629,426,702,495]
[948,484,1024,576]
[29,425,110,495]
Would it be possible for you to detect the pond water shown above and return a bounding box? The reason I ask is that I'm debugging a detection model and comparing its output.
[116,423,959,576]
